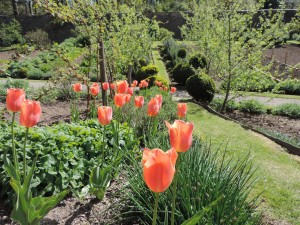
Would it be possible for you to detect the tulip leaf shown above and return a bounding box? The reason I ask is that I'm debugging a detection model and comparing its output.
[181,195,223,225]
[3,150,20,182]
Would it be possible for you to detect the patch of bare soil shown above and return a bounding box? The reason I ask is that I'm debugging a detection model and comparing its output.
[265,44,300,66]
[225,111,300,140]
[0,50,42,62]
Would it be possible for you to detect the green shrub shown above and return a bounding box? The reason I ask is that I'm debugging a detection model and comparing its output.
[272,79,300,95]
[177,48,187,59]
[0,120,137,205]
[147,75,169,87]
[115,137,260,224]
[189,53,207,69]
[136,64,158,81]
[172,63,195,85]
[272,103,300,118]
[239,99,266,114]
[186,72,215,103]
[24,29,51,49]
[27,68,46,80]
[210,97,239,112]
[228,70,276,92]
[0,20,25,46]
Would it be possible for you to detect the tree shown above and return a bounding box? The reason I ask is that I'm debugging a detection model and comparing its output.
[181,0,289,112]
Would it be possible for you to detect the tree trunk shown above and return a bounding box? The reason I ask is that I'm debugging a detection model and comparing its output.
[127,64,133,85]
[29,0,33,15]
[99,39,108,106]
[11,0,19,17]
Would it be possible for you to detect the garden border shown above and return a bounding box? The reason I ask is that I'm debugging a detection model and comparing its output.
[190,99,300,157]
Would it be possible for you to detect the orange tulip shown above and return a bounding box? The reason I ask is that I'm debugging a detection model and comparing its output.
[157,81,162,87]
[6,88,26,112]
[127,87,134,96]
[73,83,82,92]
[90,86,99,96]
[125,94,131,103]
[114,94,126,108]
[177,103,187,119]
[97,106,112,125]
[170,87,176,94]
[142,148,177,193]
[165,120,194,153]
[155,94,162,109]
[20,100,42,128]
[102,82,109,91]
[148,98,160,116]
[134,96,144,108]
[110,83,116,90]
[117,80,128,94]
[132,80,138,87]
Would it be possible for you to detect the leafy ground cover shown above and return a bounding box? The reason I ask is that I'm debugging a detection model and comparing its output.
[187,102,300,224]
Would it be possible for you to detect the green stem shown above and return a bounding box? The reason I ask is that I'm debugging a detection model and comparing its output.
[102,125,106,165]
[152,116,158,137]
[171,153,181,225]
[23,128,29,181]
[152,192,160,225]
[11,112,18,171]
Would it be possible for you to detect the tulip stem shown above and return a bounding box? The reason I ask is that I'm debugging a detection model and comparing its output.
[11,112,18,171]
[171,153,181,225]
[102,125,106,165]
[23,127,29,181]
[152,192,159,225]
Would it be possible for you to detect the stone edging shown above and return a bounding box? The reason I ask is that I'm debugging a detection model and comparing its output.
[191,99,300,157]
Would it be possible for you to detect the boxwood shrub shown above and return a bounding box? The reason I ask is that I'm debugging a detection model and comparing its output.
[172,63,195,85]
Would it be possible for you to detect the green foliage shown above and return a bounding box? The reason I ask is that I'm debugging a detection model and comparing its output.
[189,52,207,69]
[147,75,169,87]
[27,68,46,80]
[229,70,276,92]
[115,137,260,224]
[24,29,51,49]
[172,63,195,85]
[136,64,159,81]
[272,103,300,119]
[272,79,300,95]
[186,72,215,103]
[210,97,239,112]
[238,99,266,114]
[0,20,25,46]
[0,120,137,205]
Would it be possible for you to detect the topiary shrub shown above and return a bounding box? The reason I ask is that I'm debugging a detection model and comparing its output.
[189,53,207,69]
[136,64,158,81]
[172,63,195,85]
[186,72,215,103]
[177,48,187,59]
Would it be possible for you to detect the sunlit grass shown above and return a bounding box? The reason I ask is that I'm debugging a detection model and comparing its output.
[152,42,170,84]
[187,102,300,224]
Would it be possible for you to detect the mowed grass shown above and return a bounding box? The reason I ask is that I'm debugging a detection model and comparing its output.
[187,102,300,224]
[152,42,170,84]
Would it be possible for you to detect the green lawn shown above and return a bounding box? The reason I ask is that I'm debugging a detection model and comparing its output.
[186,102,300,224]
[237,91,300,101]
[152,42,170,84]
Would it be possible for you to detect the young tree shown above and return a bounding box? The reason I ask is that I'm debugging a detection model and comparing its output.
[181,0,289,112]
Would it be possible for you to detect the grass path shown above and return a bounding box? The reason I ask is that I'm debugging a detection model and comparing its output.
[186,102,300,224]
[152,42,170,84]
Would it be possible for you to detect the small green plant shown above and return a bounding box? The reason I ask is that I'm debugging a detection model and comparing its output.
[272,103,300,119]
[186,72,215,103]
[0,20,25,46]
[24,29,51,49]
[210,97,239,112]
[172,63,195,85]
[238,99,266,114]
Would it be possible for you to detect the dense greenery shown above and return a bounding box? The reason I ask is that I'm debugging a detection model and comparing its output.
[273,79,300,95]
[116,136,260,224]
[272,103,300,118]
[0,20,25,46]
[239,99,267,114]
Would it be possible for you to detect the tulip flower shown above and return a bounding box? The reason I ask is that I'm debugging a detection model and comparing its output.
[125,94,131,103]
[134,96,144,108]
[165,120,194,153]
[132,80,138,87]
[177,103,187,119]
[117,80,128,94]
[20,100,42,128]
[157,81,162,87]
[110,83,116,90]
[148,98,160,116]
[6,88,26,112]
[98,106,112,125]
[155,94,163,109]
[170,87,176,94]
[90,85,99,96]
[142,148,177,193]
[102,82,109,91]
[114,94,126,108]
[73,83,82,92]
[127,87,134,96]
